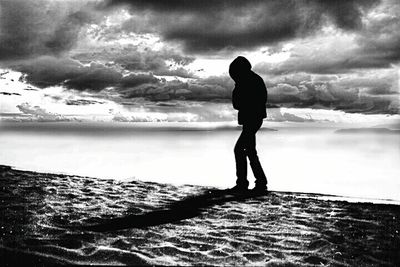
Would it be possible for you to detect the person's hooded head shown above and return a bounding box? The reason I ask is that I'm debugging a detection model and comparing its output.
[229,56,252,83]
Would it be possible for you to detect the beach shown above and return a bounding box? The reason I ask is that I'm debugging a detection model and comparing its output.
[1,165,399,266]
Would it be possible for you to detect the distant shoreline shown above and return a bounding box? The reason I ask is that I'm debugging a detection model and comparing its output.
[335,127,400,134]
[0,120,280,133]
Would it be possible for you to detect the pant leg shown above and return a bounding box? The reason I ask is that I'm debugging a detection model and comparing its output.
[234,129,249,188]
[243,121,268,186]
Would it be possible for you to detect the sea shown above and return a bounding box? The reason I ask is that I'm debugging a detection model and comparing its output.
[1,121,399,204]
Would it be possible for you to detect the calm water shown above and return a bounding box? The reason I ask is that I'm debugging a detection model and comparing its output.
[1,122,399,203]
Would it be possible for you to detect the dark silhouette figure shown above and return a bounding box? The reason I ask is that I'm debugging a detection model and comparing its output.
[229,56,268,193]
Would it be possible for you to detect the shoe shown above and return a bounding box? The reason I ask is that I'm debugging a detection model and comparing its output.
[225,185,248,194]
[251,185,268,195]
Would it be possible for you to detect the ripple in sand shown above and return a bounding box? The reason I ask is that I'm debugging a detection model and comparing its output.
[1,165,400,266]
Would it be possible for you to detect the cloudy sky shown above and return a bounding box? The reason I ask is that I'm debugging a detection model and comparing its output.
[0,0,399,123]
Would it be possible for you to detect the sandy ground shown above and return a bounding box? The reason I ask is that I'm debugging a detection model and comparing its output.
[1,165,399,266]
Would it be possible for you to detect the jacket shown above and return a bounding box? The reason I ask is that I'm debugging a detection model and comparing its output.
[232,71,267,125]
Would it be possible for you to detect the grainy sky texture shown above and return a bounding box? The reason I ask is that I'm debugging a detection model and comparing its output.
[0,0,399,122]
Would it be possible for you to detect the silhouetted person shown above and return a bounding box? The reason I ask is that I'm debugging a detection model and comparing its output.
[229,56,268,193]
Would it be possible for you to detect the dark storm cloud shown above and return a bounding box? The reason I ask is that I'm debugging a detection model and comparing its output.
[0,92,21,96]
[356,0,400,66]
[253,53,378,75]
[264,71,399,114]
[71,45,195,78]
[7,53,397,115]
[13,56,193,94]
[63,63,122,91]
[65,99,105,105]
[0,0,98,61]
[121,73,159,88]
[15,56,86,87]
[105,0,377,53]
[13,56,159,91]
[117,75,234,102]
[116,70,398,114]
[11,53,398,114]
[254,0,400,74]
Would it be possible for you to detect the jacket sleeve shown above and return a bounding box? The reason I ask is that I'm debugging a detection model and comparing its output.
[259,79,267,106]
[232,85,241,110]
[249,77,267,106]
[254,77,267,117]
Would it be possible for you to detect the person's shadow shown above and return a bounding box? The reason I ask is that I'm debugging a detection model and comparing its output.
[81,189,267,232]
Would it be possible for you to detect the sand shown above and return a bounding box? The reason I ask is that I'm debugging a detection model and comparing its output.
[1,165,399,266]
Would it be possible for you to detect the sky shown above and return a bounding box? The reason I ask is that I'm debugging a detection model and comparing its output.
[0,0,399,124]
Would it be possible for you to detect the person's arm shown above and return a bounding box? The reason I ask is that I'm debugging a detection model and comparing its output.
[247,76,267,106]
[251,76,267,116]
[260,79,267,106]
[232,85,241,110]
